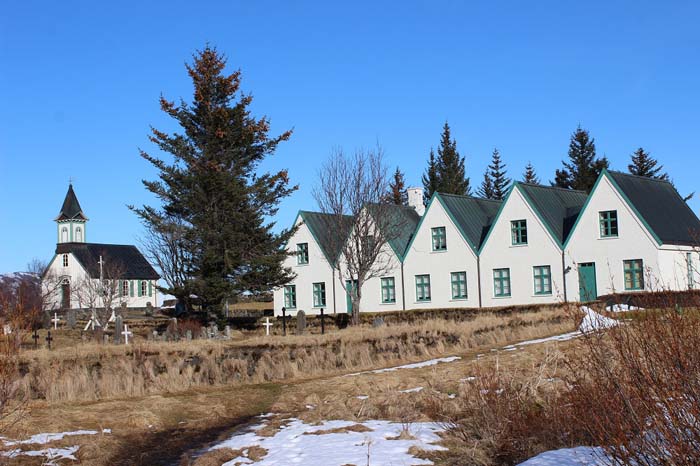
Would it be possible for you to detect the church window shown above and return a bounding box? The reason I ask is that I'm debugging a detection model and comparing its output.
[62,254,69,267]
[121,280,129,297]
[75,227,82,242]
[61,227,68,242]
[140,281,147,297]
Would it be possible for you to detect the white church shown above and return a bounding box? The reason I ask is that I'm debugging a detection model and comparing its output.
[42,184,160,311]
[274,170,700,316]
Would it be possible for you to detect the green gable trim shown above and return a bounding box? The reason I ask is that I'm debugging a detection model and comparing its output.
[478,184,517,254]
[516,185,564,249]
[402,193,438,261]
[604,171,663,246]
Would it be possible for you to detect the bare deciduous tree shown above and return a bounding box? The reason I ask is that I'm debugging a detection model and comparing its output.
[73,254,128,326]
[313,146,407,325]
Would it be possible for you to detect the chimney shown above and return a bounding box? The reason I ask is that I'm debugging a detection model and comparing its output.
[407,187,425,216]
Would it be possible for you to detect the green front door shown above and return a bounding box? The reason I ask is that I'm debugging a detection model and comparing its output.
[578,263,597,302]
[346,280,358,313]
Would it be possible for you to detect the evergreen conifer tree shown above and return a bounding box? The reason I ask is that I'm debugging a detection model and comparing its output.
[421,149,439,205]
[488,148,510,200]
[435,122,470,195]
[386,167,408,205]
[523,161,540,184]
[477,171,494,199]
[628,147,668,180]
[553,126,609,192]
[132,47,297,315]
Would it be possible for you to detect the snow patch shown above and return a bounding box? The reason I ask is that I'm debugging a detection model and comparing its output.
[579,307,618,333]
[0,429,110,465]
[211,417,446,466]
[605,303,642,313]
[356,395,369,400]
[2,429,110,446]
[517,446,608,465]
[346,356,461,376]
[399,386,424,394]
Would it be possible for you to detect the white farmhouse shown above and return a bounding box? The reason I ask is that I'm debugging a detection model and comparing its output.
[274,170,700,316]
[42,184,160,311]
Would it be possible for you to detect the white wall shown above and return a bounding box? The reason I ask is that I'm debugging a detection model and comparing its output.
[479,188,566,307]
[403,198,479,309]
[273,217,336,316]
[564,175,661,299]
[657,246,698,292]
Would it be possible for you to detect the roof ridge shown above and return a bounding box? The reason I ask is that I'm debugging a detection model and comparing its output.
[608,170,674,186]
[518,182,588,195]
[438,192,503,203]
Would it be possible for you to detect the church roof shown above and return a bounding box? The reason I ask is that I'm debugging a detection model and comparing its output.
[55,184,88,221]
[55,243,160,279]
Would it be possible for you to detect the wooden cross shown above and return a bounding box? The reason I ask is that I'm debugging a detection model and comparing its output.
[51,313,61,330]
[45,330,54,350]
[121,324,133,345]
[263,317,273,336]
[32,330,39,349]
[68,176,75,185]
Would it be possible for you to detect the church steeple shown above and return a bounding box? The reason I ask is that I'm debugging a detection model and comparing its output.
[55,184,88,243]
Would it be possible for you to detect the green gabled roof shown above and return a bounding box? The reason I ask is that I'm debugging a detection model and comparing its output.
[438,193,502,251]
[607,171,700,246]
[55,184,87,221]
[518,183,588,246]
[299,211,354,264]
[379,204,421,260]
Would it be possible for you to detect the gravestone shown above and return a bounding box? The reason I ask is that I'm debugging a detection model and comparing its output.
[199,327,208,339]
[144,302,154,317]
[224,326,231,339]
[208,323,218,339]
[372,317,385,328]
[103,334,110,345]
[185,330,192,341]
[114,315,124,344]
[67,310,77,329]
[296,310,306,335]
[42,311,51,329]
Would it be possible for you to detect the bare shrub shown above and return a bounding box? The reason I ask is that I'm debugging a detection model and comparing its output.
[566,304,700,465]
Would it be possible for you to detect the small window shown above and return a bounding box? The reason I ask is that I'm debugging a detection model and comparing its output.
[62,254,69,267]
[312,282,326,307]
[511,220,528,245]
[121,280,129,297]
[494,268,511,297]
[381,277,396,303]
[75,227,83,242]
[688,253,695,290]
[61,226,68,242]
[451,271,467,299]
[623,260,644,290]
[297,243,309,265]
[533,266,552,295]
[284,285,297,308]
[140,281,147,297]
[415,275,431,302]
[431,227,447,251]
[600,211,618,238]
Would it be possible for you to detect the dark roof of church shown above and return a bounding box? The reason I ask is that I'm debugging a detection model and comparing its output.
[55,243,160,279]
[438,193,503,251]
[608,171,700,246]
[299,211,354,264]
[55,184,88,221]
[518,183,588,245]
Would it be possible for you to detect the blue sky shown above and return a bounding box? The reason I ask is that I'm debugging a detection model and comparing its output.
[1,1,699,273]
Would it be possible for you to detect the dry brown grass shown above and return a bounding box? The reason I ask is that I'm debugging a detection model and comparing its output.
[13,307,571,404]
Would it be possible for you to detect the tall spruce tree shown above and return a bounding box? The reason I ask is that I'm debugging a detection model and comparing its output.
[628,147,668,180]
[553,126,609,192]
[421,149,439,205]
[477,171,494,199]
[132,47,297,315]
[435,122,470,195]
[488,148,510,200]
[523,161,540,184]
[386,166,408,205]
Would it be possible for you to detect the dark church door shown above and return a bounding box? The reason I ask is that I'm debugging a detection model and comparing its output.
[61,281,70,309]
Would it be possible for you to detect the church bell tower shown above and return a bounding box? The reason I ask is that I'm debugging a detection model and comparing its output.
[55,183,88,243]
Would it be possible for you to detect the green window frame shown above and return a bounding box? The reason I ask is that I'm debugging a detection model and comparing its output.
[415,275,431,302]
[623,260,644,290]
[533,265,552,295]
[297,243,309,265]
[431,227,447,251]
[312,282,326,307]
[493,268,511,297]
[688,253,695,290]
[451,271,467,299]
[511,220,528,245]
[284,285,297,308]
[599,210,618,238]
[381,277,396,304]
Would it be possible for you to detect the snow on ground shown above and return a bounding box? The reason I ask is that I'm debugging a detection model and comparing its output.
[399,386,424,393]
[346,356,461,376]
[605,303,642,313]
[210,417,446,466]
[0,429,110,464]
[517,446,608,465]
[579,307,618,333]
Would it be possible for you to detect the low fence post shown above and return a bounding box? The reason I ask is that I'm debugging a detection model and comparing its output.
[320,307,325,335]
[282,307,287,336]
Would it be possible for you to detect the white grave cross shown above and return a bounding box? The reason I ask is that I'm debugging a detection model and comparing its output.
[51,312,61,330]
[263,317,273,336]
[83,310,102,331]
[122,324,133,345]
